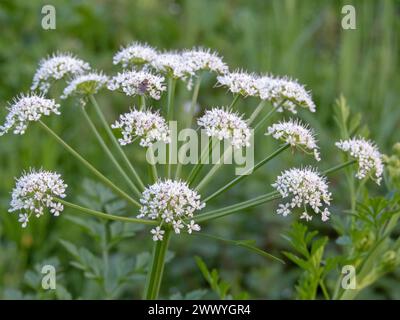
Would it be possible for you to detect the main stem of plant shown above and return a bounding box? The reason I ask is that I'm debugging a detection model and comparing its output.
[144,229,171,299]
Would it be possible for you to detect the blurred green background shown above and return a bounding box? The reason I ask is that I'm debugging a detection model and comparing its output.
[0,0,399,299]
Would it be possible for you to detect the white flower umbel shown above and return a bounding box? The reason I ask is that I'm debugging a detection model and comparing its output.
[31,53,90,93]
[272,167,332,222]
[111,108,171,147]
[61,72,108,99]
[113,42,158,68]
[0,94,60,136]
[9,169,68,228]
[107,70,166,100]
[138,179,205,241]
[182,48,228,75]
[256,76,316,113]
[267,119,320,161]
[216,71,259,97]
[197,108,251,149]
[335,137,384,185]
[151,52,195,87]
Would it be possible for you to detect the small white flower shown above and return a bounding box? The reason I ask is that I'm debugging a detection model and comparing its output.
[150,226,165,241]
[113,42,158,68]
[111,108,170,147]
[61,72,108,99]
[151,52,195,88]
[266,119,320,161]
[335,137,384,185]
[272,167,331,222]
[187,220,201,234]
[216,71,259,97]
[107,70,166,100]
[197,108,251,149]
[9,169,68,228]
[256,75,316,113]
[182,48,228,74]
[31,52,90,93]
[0,93,60,136]
[18,213,29,228]
[139,179,205,241]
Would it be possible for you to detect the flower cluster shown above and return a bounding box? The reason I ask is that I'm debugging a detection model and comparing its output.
[111,109,171,147]
[197,108,251,149]
[9,169,67,228]
[267,119,320,161]
[107,70,166,100]
[61,72,108,99]
[256,76,316,113]
[138,179,205,241]
[0,94,60,136]
[335,137,384,184]
[272,167,331,222]
[182,48,228,74]
[217,71,259,97]
[113,42,158,68]
[31,53,91,93]
[150,52,196,87]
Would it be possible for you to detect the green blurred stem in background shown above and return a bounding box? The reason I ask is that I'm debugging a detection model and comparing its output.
[89,94,145,191]
[248,100,266,124]
[80,105,141,198]
[38,120,141,208]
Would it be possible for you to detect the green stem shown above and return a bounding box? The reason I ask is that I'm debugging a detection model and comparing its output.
[80,106,141,197]
[57,198,155,224]
[186,75,202,128]
[187,139,215,186]
[39,121,140,208]
[144,229,171,299]
[148,145,158,183]
[89,95,145,191]
[323,159,357,175]
[166,78,177,178]
[248,100,266,124]
[228,94,240,109]
[195,192,281,223]
[139,95,146,110]
[195,146,232,192]
[254,101,284,133]
[204,143,290,202]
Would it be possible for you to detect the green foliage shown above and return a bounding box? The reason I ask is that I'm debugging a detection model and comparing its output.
[195,256,248,300]
[283,222,332,299]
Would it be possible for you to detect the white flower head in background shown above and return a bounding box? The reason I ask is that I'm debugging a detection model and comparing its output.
[31,52,91,93]
[138,179,205,241]
[9,169,68,228]
[113,42,158,68]
[197,108,251,149]
[0,93,60,136]
[107,70,166,100]
[111,108,171,147]
[272,167,331,222]
[61,71,108,99]
[335,137,384,185]
[216,71,259,97]
[256,76,316,113]
[150,52,195,88]
[267,119,320,161]
[182,47,228,75]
